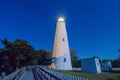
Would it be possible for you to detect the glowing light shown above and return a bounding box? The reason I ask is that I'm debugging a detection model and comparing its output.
[58,17,64,22]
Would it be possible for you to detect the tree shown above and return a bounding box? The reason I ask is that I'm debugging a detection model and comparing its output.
[111,49,120,68]
[118,49,120,60]
[70,49,81,67]
[37,50,52,66]
[0,38,53,74]
[0,39,36,74]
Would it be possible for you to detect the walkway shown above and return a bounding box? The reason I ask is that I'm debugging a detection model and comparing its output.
[20,70,34,80]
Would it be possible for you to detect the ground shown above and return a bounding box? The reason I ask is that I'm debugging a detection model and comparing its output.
[55,70,120,80]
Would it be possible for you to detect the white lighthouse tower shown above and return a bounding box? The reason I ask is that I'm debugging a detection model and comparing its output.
[51,17,72,70]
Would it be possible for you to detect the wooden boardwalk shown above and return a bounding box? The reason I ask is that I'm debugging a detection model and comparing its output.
[20,70,34,80]
[2,66,89,80]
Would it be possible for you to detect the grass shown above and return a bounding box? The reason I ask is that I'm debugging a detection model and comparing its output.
[54,70,120,80]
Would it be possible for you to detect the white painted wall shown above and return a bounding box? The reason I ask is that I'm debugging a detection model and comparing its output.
[101,61,112,71]
[95,58,101,73]
[51,18,72,70]
[81,57,101,74]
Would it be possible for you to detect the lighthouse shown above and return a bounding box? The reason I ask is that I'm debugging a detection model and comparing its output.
[51,17,72,70]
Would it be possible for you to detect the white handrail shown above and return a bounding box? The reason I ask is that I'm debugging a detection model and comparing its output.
[3,67,26,80]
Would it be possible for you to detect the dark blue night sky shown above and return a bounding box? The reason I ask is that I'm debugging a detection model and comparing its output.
[0,0,120,59]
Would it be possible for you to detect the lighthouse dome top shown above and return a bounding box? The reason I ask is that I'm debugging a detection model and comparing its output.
[58,17,64,22]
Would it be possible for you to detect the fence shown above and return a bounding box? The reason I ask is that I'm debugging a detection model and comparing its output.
[72,68,81,71]
[2,67,26,80]
[1,66,89,80]
[112,68,120,71]
[38,66,88,80]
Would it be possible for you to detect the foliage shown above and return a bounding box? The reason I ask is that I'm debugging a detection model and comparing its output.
[118,49,120,60]
[111,49,120,68]
[70,49,81,67]
[0,38,52,75]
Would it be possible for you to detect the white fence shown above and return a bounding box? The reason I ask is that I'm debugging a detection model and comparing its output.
[47,70,88,80]
[2,66,119,80]
[72,68,81,71]
[40,66,88,80]
[112,68,120,71]
[2,67,26,80]
[73,68,120,71]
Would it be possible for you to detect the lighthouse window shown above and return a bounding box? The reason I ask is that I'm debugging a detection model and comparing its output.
[97,62,99,65]
[62,38,65,41]
[64,58,66,62]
